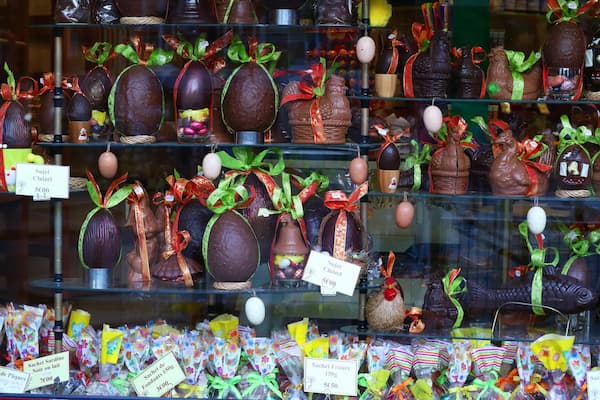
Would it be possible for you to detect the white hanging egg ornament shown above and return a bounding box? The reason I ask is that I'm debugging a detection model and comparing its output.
[423,105,443,133]
[245,296,266,325]
[356,36,376,64]
[527,206,547,235]
[202,153,222,180]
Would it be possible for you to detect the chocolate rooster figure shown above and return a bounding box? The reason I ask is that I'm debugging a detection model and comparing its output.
[366,252,405,331]
[411,30,452,98]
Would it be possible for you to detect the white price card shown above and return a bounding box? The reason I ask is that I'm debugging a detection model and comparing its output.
[588,370,600,400]
[304,358,358,396]
[0,367,30,393]
[23,351,69,390]
[15,163,70,200]
[131,351,186,397]
[302,250,361,296]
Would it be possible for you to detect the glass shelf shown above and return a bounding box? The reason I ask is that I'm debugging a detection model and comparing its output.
[348,95,600,106]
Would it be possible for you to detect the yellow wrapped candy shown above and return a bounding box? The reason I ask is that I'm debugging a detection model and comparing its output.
[288,318,309,347]
[530,334,574,372]
[209,314,239,340]
[100,324,123,365]
[303,337,329,359]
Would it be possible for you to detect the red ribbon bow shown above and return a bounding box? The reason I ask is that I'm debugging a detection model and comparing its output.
[163,230,193,288]
[518,138,552,197]
[323,181,368,259]
[386,30,408,74]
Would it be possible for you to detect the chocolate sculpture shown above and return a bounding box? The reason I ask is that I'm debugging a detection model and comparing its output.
[453,46,486,99]
[1,64,34,147]
[366,252,405,331]
[66,78,92,143]
[215,0,258,23]
[375,125,400,193]
[317,0,352,25]
[487,47,542,100]
[81,42,114,141]
[404,29,452,98]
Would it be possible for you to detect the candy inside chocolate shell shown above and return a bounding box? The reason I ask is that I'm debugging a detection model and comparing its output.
[109,64,164,136]
[319,210,363,255]
[543,21,586,68]
[555,143,592,190]
[203,210,259,282]
[81,66,113,111]
[176,60,212,110]
[221,63,278,133]
[80,208,121,269]
[67,92,92,122]
[3,101,31,147]
[177,200,213,264]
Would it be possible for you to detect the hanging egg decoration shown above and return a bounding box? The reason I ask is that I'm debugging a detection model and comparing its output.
[526,205,546,235]
[423,104,443,133]
[395,195,414,228]
[245,295,266,325]
[202,152,222,180]
[356,36,376,64]
[98,145,118,179]
[349,157,368,184]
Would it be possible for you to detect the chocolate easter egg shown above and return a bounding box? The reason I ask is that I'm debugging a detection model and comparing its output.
[81,66,113,111]
[109,64,164,137]
[320,210,363,255]
[3,101,31,147]
[40,90,69,135]
[303,195,330,247]
[377,143,401,170]
[177,200,213,264]
[203,210,259,282]
[176,60,212,110]
[67,92,92,122]
[556,144,592,190]
[240,174,277,261]
[80,208,121,269]
[221,63,278,134]
[543,21,586,68]
[115,0,168,18]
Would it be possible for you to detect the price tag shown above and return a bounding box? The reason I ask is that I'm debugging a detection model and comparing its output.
[304,358,358,396]
[131,351,186,397]
[0,367,30,393]
[588,370,600,400]
[302,250,361,296]
[15,163,70,200]
[23,351,69,390]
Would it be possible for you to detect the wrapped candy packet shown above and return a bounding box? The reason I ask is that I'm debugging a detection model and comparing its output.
[121,326,151,375]
[500,341,518,377]
[175,331,209,399]
[85,325,124,397]
[274,337,305,400]
[210,314,240,340]
[207,337,243,399]
[441,341,473,400]
[513,342,543,400]
[75,327,100,380]
[411,344,442,400]
[566,345,591,399]
[385,344,414,400]
[5,303,44,363]
[359,343,391,400]
[241,337,283,399]
[530,334,574,400]
[470,345,508,399]
[151,331,181,362]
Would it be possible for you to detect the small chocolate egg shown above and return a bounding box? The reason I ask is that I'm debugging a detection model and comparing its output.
[349,157,368,184]
[377,144,401,170]
[202,153,222,180]
[423,105,443,133]
[245,296,265,325]
[395,200,414,228]
[527,206,546,235]
[98,151,118,179]
[356,36,376,64]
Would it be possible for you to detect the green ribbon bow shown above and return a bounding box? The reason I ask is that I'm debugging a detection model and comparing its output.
[557,114,599,155]
[293,171,330,193]
[176,35,209,61]
[114,43,173,68]
[447,384,480,399]
[518,220,560,315]
[83,42,113,66]
[241,371,283,399]
[504,50,541,100]
[206,175,252,215]
[402,139,431,192]
[227,38,281,75]
[358,370,391,400]
[559,222,600,274]
[260,172,304,220]
[442,269,467,329]
[208,375,243,399]
[546,0,595,23]
[410,378,433,400]
[3,62,16,100]
[218,147,285,177]
[471,375,510,400]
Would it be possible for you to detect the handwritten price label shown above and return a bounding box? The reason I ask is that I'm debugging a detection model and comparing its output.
[16,164,70,200]
[304,358,358,396]
[0,367,30,393]
[131,351,185,397]
[302,251,361,296]
[23,351,69,390]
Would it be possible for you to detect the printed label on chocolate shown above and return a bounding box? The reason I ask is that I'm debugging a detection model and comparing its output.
[15,164,70,200]
[304,358,358,396]
[0,367,30,393]
[588,370,600,399]
[302,250,361,296]
[23,351,69,390]
[131,351,185,397]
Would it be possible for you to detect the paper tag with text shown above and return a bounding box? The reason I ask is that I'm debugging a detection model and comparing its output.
[23,351,69,390]
[131,351,185,397]
[15,163,70,200]
[302,250,361,296]
[304,358,358,396]
[0,367,30,393]
[588,370,600,400]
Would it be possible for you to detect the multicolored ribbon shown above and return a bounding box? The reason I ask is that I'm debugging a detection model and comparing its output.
[114,37,173,67]
[518,220,560,315]
[472,374,510,399]
[387,377,414,400]
[322,181,368,259]
[227,37,281,75]
[207,375,242,399]
[206,175,255,215]
[504,50,541,100]
[127,182,151,282]
[546,0,598,23]
[241,371,283,399]
[557,114,599,155]
[442,268,466,328]
[376,129,402,169]
[447,384,479,399]
[83,42,115,67]
[163,31,234,63]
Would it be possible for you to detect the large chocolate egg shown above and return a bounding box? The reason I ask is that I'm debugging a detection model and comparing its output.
[115,0,169,17]
[377,143,401,170]
[177,200,213,264]
[555,144,592,190]
[203,210,259,282]
[109,64,164,137]
[3,101,31,147]
[303,195,329,247]
[240,174,277,261]
[543,21,586,68]
[176,60,212,110]
[79,208,121,269]
[81,66,113,111]
[319,210,363,255]
[221,63,278,133]
[67,92,92,122]
[40,90,69,135]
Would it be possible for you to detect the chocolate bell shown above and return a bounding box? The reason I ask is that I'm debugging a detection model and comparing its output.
[271,213,309,283]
